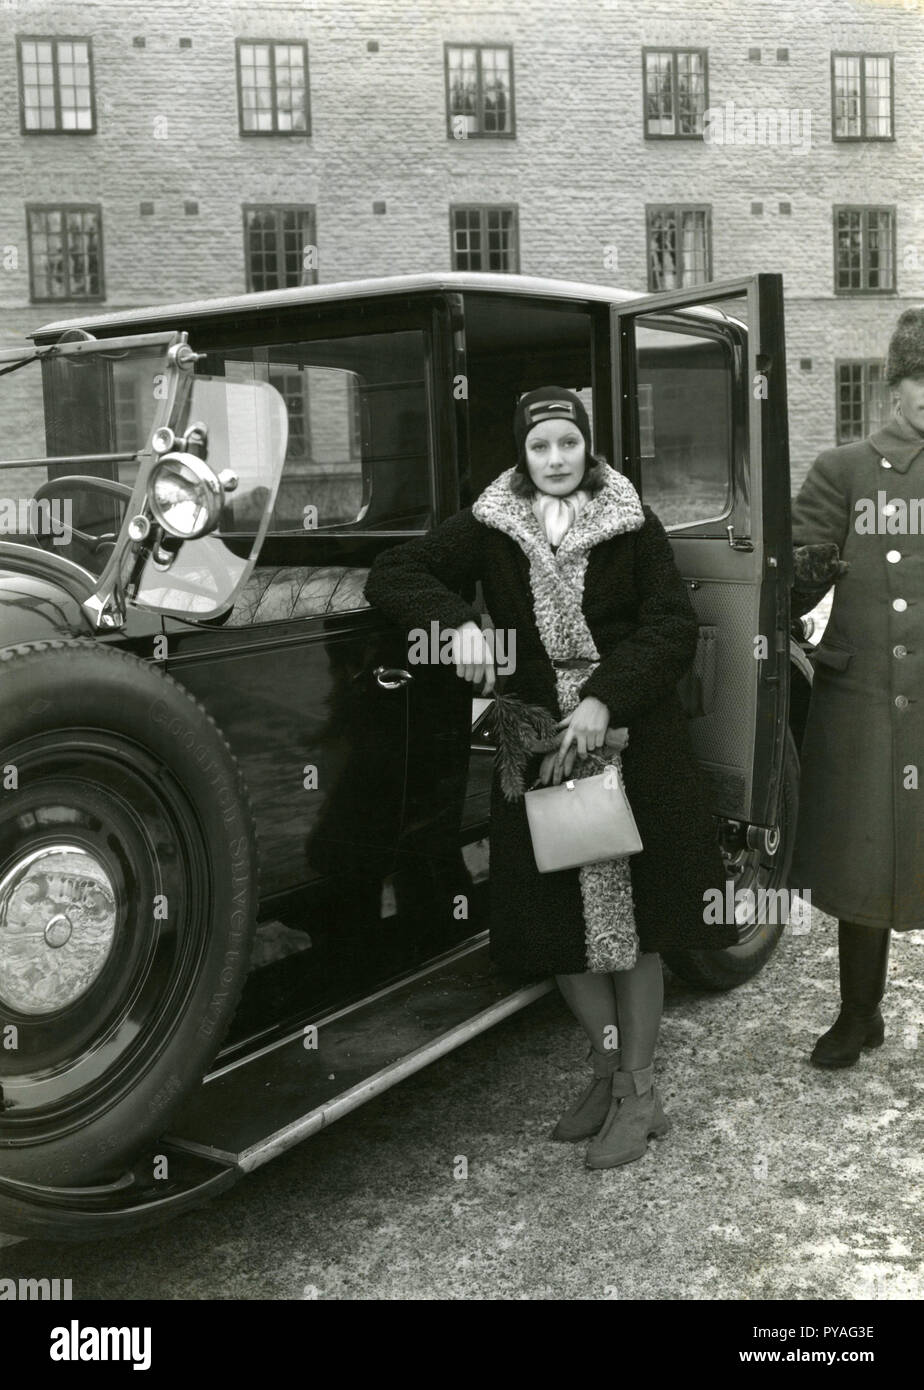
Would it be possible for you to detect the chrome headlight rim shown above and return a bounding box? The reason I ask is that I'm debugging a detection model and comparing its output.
[146,451,223,540]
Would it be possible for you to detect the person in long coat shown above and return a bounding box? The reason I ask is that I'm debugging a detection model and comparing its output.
[790,307,924,1067]
[364,386,734,1169]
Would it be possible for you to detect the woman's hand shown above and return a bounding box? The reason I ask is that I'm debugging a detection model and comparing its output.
[554,697,610,770]
[448,620,496,694]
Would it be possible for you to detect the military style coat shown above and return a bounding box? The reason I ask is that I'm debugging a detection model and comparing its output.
[791,415,924,931]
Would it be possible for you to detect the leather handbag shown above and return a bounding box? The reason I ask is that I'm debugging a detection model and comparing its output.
[524,760,643,873]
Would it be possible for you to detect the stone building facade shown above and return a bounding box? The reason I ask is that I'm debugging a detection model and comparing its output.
[1,0,922,488]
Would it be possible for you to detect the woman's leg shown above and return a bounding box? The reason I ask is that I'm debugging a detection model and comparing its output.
[586,952,668,1169]
[611,951,663,1071]
[554,970,619,1055]
[550,971,621,1142]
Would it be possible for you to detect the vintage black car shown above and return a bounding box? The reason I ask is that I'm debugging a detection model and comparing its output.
[0,272,810,1240]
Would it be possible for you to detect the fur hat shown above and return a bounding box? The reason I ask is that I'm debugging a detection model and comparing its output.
[886,309,924,387]
[513,386,592,462]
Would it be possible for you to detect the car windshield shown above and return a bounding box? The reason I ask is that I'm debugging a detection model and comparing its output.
[0,338,173,573]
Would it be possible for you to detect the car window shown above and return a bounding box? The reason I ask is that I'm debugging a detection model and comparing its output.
[207,329,433,536]
[201,328,433,626]
[632,317,737,532]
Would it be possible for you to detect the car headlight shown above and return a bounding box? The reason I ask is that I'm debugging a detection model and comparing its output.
[147,452,222,539]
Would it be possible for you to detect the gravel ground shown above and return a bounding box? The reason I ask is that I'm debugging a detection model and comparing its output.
[1,901,921,1301]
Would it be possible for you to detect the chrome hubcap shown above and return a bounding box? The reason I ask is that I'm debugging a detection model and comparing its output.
[0,844,118,1015]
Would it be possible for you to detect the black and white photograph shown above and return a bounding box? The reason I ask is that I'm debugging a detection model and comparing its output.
[0,0,920,1347]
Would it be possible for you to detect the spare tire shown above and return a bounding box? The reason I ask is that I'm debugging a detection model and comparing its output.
[0,639,257,1188]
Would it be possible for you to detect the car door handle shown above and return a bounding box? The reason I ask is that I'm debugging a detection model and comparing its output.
[374,666,414,690]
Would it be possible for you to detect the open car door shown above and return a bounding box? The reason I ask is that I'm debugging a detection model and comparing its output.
[612,274,796,987]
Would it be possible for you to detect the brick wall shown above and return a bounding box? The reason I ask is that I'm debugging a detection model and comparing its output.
[1,0,922,492]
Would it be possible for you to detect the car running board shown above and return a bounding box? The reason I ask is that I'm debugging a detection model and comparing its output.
[0,939,550,1241]
[166,936,551,1171]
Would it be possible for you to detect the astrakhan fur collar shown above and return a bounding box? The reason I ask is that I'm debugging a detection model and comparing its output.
[472,462,646,557]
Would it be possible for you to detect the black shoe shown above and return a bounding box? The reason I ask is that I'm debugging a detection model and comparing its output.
[810,921,890,1069]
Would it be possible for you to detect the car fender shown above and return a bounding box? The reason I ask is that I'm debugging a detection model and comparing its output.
[0,568,95,648]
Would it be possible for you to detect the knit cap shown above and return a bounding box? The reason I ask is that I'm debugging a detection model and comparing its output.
[513,386,592,462]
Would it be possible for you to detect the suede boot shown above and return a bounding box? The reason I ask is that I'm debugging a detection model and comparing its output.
[585,1065,669,1170]
[811,920,891,1068]
[551,1047,622,1143]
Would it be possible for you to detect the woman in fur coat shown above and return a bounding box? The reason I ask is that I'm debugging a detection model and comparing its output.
[364,386,734,1169]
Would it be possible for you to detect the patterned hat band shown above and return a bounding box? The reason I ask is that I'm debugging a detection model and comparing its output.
[525,400,578,426]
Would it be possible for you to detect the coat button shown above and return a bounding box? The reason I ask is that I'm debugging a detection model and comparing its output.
[881,459,893,469]
[895,694,909,710]
[894,644,908,658]
[893,598,908,611]
[887,549,902,563]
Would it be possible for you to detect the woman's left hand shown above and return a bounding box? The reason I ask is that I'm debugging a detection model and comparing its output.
[554,696,610,771]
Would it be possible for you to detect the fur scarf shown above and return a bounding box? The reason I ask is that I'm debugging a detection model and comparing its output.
[473,463,646,972]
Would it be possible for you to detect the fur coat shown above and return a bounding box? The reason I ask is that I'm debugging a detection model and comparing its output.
[364,464,735,978]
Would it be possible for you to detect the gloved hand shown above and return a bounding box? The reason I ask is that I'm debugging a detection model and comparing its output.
[793,542,849,586]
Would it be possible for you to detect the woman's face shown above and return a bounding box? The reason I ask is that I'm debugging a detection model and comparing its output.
[894,375,924,434]
[524,419,587,495]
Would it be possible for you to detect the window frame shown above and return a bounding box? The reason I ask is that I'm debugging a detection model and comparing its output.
[645,203,713,291]
[242,203,318,293]
[443,42,516,139]
[641,46,709,141]
[26,202,105,303]
[830,51,895,142]
[235,37,311,137]
[17,34,97,135]
[835,358,890,443]
[832,204,897,296]
[449,204,520,273]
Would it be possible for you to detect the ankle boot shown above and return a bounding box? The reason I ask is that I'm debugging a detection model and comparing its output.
[585,1065,669,1170]
[811,921,891,1069]
[551,1048,622,1143]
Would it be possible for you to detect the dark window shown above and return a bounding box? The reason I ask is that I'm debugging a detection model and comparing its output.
[236,39,310,134]
[834,206,895,294]
[203,329,432,555]
[18,36,95,132]
[243,205,317,291]
[832,53,893,139]
[630,304,743,532]
[445,44,514,137]
[646,205,712,289]
[26,204,103,301]
[643,48,707,138]
[450,205,519,271]
[836,360,890,442]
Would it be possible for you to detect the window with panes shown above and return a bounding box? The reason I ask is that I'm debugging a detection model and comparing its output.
[646,205,712,290]
[450,206,519,272]
[643,48,707,138]
[236,39,309,134]
[836,361,890,442]
[18,37,95,132]
[445,44,514,136]
[832,53,893,140]
[834,207,895,293]
[243,206,317,292]
[27,205,103,301]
